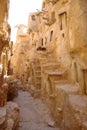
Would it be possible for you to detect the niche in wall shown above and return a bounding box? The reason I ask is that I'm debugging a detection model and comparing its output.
[50,30,53,42]
[59,12,67,30]
[31,15,36,21]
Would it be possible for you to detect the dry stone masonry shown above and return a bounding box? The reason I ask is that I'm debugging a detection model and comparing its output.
[0,0,87,130]
[0,0,20,130]
[11,0,87,129]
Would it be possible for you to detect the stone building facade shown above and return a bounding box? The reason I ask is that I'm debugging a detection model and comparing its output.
[11,0,87,129]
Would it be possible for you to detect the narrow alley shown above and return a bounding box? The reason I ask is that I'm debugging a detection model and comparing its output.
[0,0,87,130]
[14,90,59,130]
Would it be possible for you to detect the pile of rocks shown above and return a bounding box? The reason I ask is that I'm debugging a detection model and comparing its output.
[0,107,6,130]
[6,102,20,130]
[0,79,18,107]
[0,77,20,130]
[0,102,20,130]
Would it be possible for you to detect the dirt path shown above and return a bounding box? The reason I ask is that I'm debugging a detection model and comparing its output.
[14,90,59,130]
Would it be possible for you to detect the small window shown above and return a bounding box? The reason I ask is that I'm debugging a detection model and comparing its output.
[50,30,53,41]
[62,33,65,38]
[45,37,47,45]
[59,12,67,30]
[42,2,45,8]
[27,59,29,62]
[31,15,35,21]
[41,39,43,46]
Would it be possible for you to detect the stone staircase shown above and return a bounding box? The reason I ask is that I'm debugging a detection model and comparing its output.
[28,51,87,130]
[28,59,42,97]
[40,57,87,130]
[34,60,41,89]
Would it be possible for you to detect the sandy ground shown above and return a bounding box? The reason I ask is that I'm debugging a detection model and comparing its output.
[14,90,60,130]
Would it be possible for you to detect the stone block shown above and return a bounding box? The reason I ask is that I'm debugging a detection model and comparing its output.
[0,107,6,125]
[82,122,87,130]
[54,84,80,125]
[61,95,87,130]
[6,102,20,130]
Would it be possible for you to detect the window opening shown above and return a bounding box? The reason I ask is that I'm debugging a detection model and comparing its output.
[59,12,67,30]
[50,30,53,41]
[31,15,35,21]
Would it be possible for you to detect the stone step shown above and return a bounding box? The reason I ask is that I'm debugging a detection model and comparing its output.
[35,65,41,70]
[35,82,41,89]
[35,76,41,80]
[62,95,87,130]
[0,107,6,126]
[35,80,41,84]
[82,122,87,130]
[36,70,41,73]
[35,75,41,82]
[53,80,70,85]
[42,62,60,67]
[50,84,80,126]
[35,81,41,85]
[54,84,80,110]
[39,57,47,60]
[51,80,71,92]
[55,84,80,95]
[45,70,68,83]
[35,71,41,76]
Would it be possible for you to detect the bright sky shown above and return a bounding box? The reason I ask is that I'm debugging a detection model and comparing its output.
[8,0,43,42]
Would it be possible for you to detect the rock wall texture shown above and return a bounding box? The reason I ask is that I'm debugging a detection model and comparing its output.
[0,1,20,130]
[0,0,12,76]
[11,0,87,129]
[0,0,11,54]
[0,0,9,25]
[0,78,20,130]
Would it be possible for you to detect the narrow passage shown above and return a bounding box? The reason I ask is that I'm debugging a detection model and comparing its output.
[14,90,59,130]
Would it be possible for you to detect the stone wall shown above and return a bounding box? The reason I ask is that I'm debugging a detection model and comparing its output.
[11,0,87,129]
[0,0,9,25]
[12,0,87,95]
